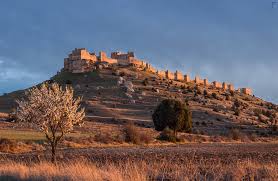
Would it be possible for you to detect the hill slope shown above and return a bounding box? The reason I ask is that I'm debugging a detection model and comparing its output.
[0,65,278,139]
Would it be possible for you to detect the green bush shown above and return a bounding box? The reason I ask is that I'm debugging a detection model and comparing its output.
[152,99,192,136]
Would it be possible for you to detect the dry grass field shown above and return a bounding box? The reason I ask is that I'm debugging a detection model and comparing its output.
[1,143,278,180]
[0,159,277,181]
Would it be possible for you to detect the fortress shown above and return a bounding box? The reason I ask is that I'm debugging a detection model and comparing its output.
[64,48,152,73]
[63,48,253,95]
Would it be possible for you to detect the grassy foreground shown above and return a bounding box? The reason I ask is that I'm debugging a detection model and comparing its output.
[0,160,277,180]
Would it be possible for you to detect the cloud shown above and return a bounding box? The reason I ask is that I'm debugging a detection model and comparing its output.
[0,56,47,83]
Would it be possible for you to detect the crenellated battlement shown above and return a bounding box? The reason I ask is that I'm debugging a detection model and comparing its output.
[63,48,253,95]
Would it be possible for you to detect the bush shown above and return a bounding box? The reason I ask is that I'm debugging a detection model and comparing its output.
[158,127,179,142]
[142,78,149,86]
[229,129,241,140]
[65,80,72,84]
[272,125,278,132]
[124,122,152,144]
[196,86,202,95]
[233,99,241,108]
[234,108,241,116]
[152,99,192,136]
[203,90,208,96]
[211,93,218,99]
[94,132,115,144]
[230,91,235,97]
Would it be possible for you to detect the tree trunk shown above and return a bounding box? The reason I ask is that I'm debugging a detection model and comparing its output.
[51,143,56,164]
[174,129,177,138]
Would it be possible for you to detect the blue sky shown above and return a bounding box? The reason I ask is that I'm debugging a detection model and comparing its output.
[0,0,278,102]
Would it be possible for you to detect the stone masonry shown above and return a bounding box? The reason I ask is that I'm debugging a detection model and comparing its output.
[195,76,203,84]
[222,82,227,90]
[241,88,253,95]
[213,81,222,89]
[166,70,175,80]
[63,48,253,95]
[174,71,184,81]
[228,84,235,91]
[157,70,166,78]
[184,75,190,82]
[204,79,209,87]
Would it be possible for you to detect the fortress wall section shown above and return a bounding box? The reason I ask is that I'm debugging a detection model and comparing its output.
[213,81,222,88]
[166,70,175,80]
[228,84,234,91]
[157,70,166,78]
[241,88,253,95]
[175,71,184,81]
[195,76,203,84]
[184,75,190,82]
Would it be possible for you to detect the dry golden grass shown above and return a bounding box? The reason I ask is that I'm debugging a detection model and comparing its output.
[0,112,9,118]
[0,159,277,180]
[0,139,44,154]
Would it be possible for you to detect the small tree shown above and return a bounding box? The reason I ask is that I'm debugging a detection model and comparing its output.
[152,99,192,137]
[16,83,85,163]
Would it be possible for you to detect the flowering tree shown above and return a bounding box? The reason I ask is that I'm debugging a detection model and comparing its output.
[16,83,85,163]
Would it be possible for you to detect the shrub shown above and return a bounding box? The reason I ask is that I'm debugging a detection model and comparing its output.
[119,72,125,77]
[201,121,207,126]
[254,109,262,117]
[158,127,179,142]
[124,122,140,144]
[152,99,192,136]
[142,78,149,86]
[124,122,152,144]
[233,99,241,108]
[94,132,115,144]
[262,110,273,118]
[196,87,202,95]
[65,80,72,84]
[234,108,241,116]
[230,91,235,97]
[225,95,231,101]
[272,125,278,132]
[212,93,218,99]
[180,85,186,90]
[229,129,241,140]
[203,90,208,96]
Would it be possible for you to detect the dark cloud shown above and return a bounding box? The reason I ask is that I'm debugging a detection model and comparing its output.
[0,0,278,102]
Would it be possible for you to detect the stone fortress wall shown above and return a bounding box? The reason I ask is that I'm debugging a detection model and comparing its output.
[63,48,253,95]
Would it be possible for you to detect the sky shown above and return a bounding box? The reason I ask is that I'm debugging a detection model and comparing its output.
[0,0,278,102]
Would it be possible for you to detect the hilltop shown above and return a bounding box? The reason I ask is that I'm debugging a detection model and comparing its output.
[0,48,277,146]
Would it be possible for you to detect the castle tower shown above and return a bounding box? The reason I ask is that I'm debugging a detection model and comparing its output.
[204,79,209,87]
[228,84,234,91]
[166,70,174,80]
[184,75,190,82]
[174,71,183,81]
[222,82,227,90]
[99,51,107,62]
